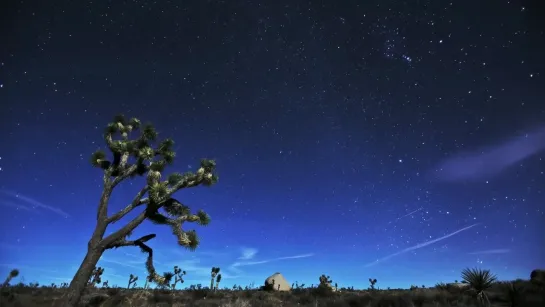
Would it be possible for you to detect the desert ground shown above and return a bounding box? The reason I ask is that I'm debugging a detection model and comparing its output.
[1,278,543,307]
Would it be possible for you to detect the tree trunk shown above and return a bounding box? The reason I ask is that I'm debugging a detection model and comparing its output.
[63,246,104,306]
[1,277,11,288]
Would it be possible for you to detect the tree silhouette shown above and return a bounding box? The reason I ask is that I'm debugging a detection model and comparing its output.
[1,269,19,288]
[63,115,218,306]
[210,267,220,290]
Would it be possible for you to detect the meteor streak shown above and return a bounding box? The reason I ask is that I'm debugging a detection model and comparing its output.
[364,223,480,267]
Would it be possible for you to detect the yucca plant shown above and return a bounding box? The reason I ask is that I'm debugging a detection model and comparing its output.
[461,267,497,306]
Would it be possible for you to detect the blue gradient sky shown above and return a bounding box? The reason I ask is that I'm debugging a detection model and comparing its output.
[1,0,544,290]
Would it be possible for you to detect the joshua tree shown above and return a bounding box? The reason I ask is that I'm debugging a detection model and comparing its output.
[1,269,19,288]
[369,278,377,290]
[63,115,218,306]
[88,267,104,288]
[159,272,174,289]
[127,274,138,289]
[461,267,497,307]
[210,267,220,290]
[215,273,222,290]
[319,274,333,289]
[171,266,186,289]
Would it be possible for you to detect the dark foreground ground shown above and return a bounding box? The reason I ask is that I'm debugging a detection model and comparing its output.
[1,281,544,307]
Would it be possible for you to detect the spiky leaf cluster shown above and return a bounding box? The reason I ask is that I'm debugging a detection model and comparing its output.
[319,274,332,285]
[89,114,178,179]
[199,159,219,186]
[163,198,191,217]
[461,268,497,292]
[173,266,185,276]
[143,197,206,250]
[9,269,19,278]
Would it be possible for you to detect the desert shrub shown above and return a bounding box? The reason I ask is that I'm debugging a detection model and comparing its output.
[247,298,278,307]
[343,293,374,307]
[84,293,110,306]
[370,294,412,307]
[410,292,428,307]
[148,291,173,304]
[0,289,16,303]
[189,287,210,300]
[207,290,226,299]
[253,290,275,301]
[433,291,448,305]
[106,287,121,296]
[239,289,254,298]
[445,284,466,296]
[445,292,464,305]
[312,284,336,298]
[297,292,316,305]
[261,283,275,291]
[99,294,130,307]
[217,297,252,307]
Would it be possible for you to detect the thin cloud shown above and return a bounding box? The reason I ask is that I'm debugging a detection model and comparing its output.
[126,259,163,265]
[100,257,146,271]
[102,273,127,279]
[0,190,70,218]
[231,253,314,268]
[433,125,545,181]
[238,248,258,260]
[120,252,163,265]
[468,249,510,255]
[364,223,480,267]
[123,252,142,259]
[169,247,230,258]
[0,201,34,212]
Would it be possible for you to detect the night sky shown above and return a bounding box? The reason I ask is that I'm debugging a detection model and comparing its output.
[1,0,544,290]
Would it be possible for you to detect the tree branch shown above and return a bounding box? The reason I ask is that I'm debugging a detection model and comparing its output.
[111,164,138,187]
[100,211,147,249]
[105,233,170,287]
[96,174,114,222]
[163,168,211,199]
[118,152,130,170]
[106,187,149,224]
[149,213,196,247]
[104,133,115,152]
[105,233,156,250]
